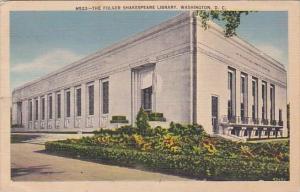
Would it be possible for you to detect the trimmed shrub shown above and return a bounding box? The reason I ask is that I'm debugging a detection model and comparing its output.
[169,122,205,137]
[152,126,168,136]
[93,125,138,135]
[93,128,116,135]
[45,141,289,181]
[116,125,138,135]
[136,107,150,135]
[48,122,289,180]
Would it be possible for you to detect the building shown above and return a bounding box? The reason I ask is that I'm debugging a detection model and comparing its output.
[11,12,287,140]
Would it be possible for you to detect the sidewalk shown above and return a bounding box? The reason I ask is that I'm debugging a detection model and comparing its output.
[11,133,93,144]
[11,134,189,181]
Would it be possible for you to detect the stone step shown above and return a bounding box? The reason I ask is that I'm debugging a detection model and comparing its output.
[213,133,247,142]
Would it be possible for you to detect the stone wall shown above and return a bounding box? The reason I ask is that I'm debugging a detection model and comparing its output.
[196,18,287,136]
[11,12,193,131]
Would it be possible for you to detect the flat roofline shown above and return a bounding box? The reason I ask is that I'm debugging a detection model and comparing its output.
[13,11,191,93]
[204,20,286,71]
[13,11,286,93]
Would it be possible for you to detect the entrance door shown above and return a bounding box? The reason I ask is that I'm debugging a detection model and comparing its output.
[211,96,219,133]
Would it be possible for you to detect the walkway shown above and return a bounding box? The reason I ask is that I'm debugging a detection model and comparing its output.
[11,134,189,181]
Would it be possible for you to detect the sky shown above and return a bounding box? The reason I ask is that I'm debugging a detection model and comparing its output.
[10,11,288,90]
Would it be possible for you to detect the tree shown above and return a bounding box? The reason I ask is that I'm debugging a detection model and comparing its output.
[195,11,251,37]
[135,107,150,135]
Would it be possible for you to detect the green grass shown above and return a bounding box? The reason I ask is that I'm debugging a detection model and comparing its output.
[11,134,41,143]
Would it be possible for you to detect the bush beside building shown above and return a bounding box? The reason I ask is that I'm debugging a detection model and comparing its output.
[45,111,289,181]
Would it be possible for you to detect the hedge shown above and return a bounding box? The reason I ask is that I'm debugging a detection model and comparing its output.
[45,141,289,181]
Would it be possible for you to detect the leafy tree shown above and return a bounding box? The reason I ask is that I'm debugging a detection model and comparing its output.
[195,11,251,37]
[136,107,150,135]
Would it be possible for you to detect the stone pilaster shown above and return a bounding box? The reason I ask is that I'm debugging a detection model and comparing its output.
[48,93,54,129]
[11,102,17,126]
[53,92,57,129]
[235,70,241,120]
[247,75,253,121]
[94,80,100,128]
[37,97,41,129]
[70,87,75,129]
[60,89,65,128]
[244,75,249,119]
[137,73,141,114]
[152,68,157,113]
[131,71,137,124]
[266,83,271,122]
[257,79,262,123]
[27,100,31,129]
[81,84,86,130]
[22,100,28,129]
[32,98,36,129]
[44,95,48,129]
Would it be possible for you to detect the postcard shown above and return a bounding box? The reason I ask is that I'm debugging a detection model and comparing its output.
[0,1,299,192]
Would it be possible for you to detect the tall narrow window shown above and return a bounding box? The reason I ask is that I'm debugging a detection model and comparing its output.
[227,68,236,120]
[270,85,275,121]
[88,85,94,115]
[41,97,45,120]
[279,109,282,122]
[240,73,247,121]
[142,86,152,111]
[35,99,38,120]
[252,78,258,121]
[66,91,71,117]
[48,95,53,119]
[29,100,32,121]
[262,81,267,120]
[102,81,109,114]
[57,93,61,118]
[76,88,81,116]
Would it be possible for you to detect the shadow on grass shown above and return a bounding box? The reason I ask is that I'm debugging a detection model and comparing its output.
[36,149,196,180]
[11,134,42,143]
[11,164,64,179]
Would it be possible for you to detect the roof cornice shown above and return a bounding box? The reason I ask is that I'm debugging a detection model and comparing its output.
[13,11,191,92]
[202,20,286,71]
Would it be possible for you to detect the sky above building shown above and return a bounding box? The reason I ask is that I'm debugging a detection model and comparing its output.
[10,11,288,90]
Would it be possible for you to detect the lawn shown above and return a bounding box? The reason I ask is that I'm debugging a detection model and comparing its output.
[11,134,41,143]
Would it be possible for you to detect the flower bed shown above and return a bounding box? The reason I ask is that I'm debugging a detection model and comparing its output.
[44,108,289,180]
[45,140,288,181]
[45,124,289,180]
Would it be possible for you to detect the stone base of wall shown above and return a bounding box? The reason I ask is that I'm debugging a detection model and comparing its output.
[149,121,169,128]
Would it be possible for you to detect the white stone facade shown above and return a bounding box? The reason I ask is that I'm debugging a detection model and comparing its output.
[11,12,287,139]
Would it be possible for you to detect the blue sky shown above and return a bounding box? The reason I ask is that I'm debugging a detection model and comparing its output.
[10,11,288,90]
